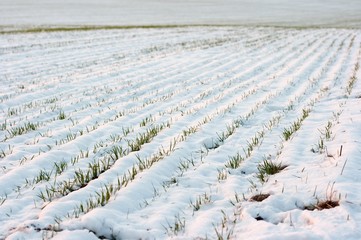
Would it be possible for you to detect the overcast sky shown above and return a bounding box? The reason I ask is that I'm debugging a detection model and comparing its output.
[0,0,360,28]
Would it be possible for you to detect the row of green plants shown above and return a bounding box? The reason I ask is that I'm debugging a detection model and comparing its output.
[126,33,344,239]
[210,46,348,237]
[15,59,270,211]
[37,123,167,202]
[68,79,278,222]
[153,37,340,236]
[3,30,352,239]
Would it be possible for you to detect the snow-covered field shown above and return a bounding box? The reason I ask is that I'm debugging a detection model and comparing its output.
[1,26,361,239]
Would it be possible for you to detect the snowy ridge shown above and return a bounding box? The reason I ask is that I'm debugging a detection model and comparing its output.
[0,27,361,239]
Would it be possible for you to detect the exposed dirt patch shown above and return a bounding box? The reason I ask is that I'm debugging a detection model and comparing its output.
[250,193,270,202]
[305,200,339,210]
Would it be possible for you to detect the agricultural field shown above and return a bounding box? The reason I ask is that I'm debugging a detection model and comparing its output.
[0,26,361,239]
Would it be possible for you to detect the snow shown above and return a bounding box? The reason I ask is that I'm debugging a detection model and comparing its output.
[1,1,361,239]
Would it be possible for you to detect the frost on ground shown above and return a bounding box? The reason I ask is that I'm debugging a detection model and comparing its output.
[0,27,361,239]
